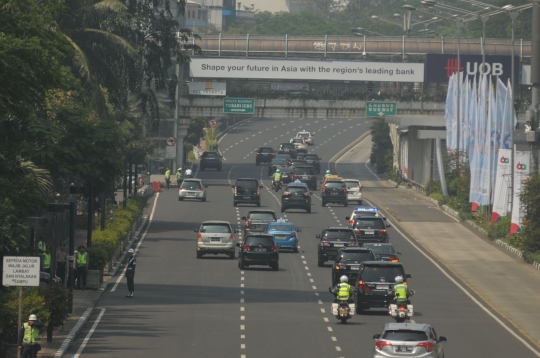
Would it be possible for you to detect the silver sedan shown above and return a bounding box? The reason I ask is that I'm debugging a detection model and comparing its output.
[372,323,446,358]
[178,179,207,201]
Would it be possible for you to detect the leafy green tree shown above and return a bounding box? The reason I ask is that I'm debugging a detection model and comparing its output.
[370,120,393,174]
[518,170,540,253]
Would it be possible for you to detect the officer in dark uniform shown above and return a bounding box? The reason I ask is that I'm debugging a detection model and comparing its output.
[125,248,136,297]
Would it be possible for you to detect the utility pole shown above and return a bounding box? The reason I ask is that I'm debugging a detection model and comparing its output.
[530,2,540,171]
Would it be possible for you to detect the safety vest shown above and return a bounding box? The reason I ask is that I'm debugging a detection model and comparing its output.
[43,253,51,269]
[273,173,282,180]
[176,172,183,180]
[165,170,170,179]
[324,174,331,178]
[37,240,46,253]
[394,283,408,301]
[23,323,39,344]
[77,252,87,266]
[337,282,350,300]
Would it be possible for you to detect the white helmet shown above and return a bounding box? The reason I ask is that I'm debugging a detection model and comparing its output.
[276,169,280,173]
[340,275,348,283]
[28,314,38,321]
[326,170,331,174]
[395,276,404,283]
[177,168,182,171]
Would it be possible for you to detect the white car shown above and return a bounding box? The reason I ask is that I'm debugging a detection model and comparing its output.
[296,131,314,145]
[343,179,363,205]
[345,206,386,227]
[290,137,307,151]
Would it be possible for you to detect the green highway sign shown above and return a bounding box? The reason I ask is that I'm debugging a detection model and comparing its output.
[366,101,397,117]
[223,97,255,114]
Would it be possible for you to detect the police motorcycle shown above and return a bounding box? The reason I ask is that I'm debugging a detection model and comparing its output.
[184,168,193,179]
[388,290,415,323]
[328,276,356,324]
[272,179,282,192]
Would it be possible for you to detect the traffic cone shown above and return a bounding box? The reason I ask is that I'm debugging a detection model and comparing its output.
[157,181,162,192]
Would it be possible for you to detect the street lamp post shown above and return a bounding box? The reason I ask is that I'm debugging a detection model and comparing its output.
[26,217,48,250]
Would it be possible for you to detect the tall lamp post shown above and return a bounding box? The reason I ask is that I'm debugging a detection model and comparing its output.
[26,217,48,250]
[371,13,439,36]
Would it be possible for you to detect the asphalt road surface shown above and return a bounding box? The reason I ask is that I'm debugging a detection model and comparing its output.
[66,117,539,358]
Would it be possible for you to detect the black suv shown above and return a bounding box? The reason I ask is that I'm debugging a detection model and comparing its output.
[293,166,317,190]
[200,151,223,171]
[331,247,377,286]
[316,227,358,267]
[281,182,311,213]
[353,217,390,243]
[256,147,275,165]
[268,158,288,176]
[289,159,308,168]
[278,143,297,159]
[303,154,321,173]
[354,261,410,312]
[232,179,263,207]
[237,234,279,270]
[242,210,277,236]
[321,180,348,207]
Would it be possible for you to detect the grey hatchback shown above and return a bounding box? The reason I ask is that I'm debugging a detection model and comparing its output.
[372,323,447,358]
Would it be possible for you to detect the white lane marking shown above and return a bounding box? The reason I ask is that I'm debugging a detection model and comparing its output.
[321,308,326,313]
[305,266,309,270]
[241,307,245,311]
[240,291,244,294]
[303,261,307,264]
[307,273,312,276]
[111,193,159,292]
[72,308,106,357]
[318,300,323,304]
[332,337,337,341]
[241,316,245,320]
[301,256,305,259]
[315,293,319,296]
[327,327,333,331]
[324,317,329,322]
[241,277,244,281]
[336,347,342,352]
[240,298,244,303]
[312,286,317,290]
[241,344,246,349]
[241,325,245,330]
[310,279,314,283]
[241,335,245,339]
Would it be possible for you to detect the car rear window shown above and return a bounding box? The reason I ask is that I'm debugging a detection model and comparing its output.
[268,224,294,231]
[260,148,273,153]
[271,159,287,165]
[203,152,219,158]
[354,219,385,229]
[324,230,355,241]
[361,266,404,282]
[304,155,318,160]
[201,224,231,233]
[295,167,313,175]
[345,181,360,189]
[292,138,303,143]
[182,181,201,190]
[354,211,377,217]
[381,330,428,341]
[325,182,344,189]
[249,212,275,221]
[339,251,374,262]
[281,143,294,149]
[297,132,309,137]
[286,187,307,194]
[281,168,294,173]
[364,245,396,255]
[246,236,275,246]
[236,180,258,189]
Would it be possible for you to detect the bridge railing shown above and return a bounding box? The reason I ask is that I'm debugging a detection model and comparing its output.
[194,34,530,59]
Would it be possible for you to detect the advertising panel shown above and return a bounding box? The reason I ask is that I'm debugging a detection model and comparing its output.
[270,83,309,93]
[190,58,424,83]
[425,54,519,84]
[189,81,226,96]
[510,151,530,233]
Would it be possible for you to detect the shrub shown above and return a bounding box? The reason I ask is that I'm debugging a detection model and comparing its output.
[429,193,443,203]
[87,244,109,270]
[92,229,120,259]
[40,283,70,329]
[487,216,511,240]
[425,179,442,196]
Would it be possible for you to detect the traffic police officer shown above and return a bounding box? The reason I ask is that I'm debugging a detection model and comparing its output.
[18,314,43,358]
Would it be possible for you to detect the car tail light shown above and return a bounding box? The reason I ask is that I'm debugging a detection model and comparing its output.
[417,342,435,352]
[349,219,354,225]
[320,240,330,246]
[357,280,371,291]
[229,234,235,241]
[290,232,296,238]
[389,256,399,262]
[283,191,290,195]
[343,188,347,195]
[200,187,204,191]
[197,233,202,240]
[269,246,278,252]
[348,240,357,246]
[375,340,392,351]
[180,186,184,190]
[354,229,360,235]
[336,263,346,269]
[377,229,387,235]
[242,245,251,251]
[359,185,363,192]
[234,187,237,195]
[257,188,260,195]
[256,152,260,155]
[245,219,249,229]
[321,187,326,195]
[303,192,310,196]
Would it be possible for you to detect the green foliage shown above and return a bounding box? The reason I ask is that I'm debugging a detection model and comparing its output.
[487,216,511,240]
[87,244,109,271]
[518,170,540,254]
[442,150,471,214]
[40,283,70,329]
[429,192,444,203]
[205,129,219,151]
[188,151,196,161]
[425,179,442,196]
[370,120,393,174]
[184,117,207,148]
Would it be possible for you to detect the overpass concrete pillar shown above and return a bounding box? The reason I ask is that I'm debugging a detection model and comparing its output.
[176,117,191,168]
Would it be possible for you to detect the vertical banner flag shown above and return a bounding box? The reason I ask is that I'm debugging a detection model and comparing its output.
[445,73,457,151]
[491,149,512,222]
[460,75,470,151]
[477,76,493,206]
[436,137,448,196]
[510,151,531,233]
[468,75,477,163]
[400,136,409,179]
[470,74,487,210]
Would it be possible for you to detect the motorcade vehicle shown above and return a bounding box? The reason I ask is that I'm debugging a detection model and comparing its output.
[289,137,308,157]
[321,175,343,187]
[289,159,308,168]
[268,158,288,176]
[321,179,348,207]
[199,151,223,171]
[354,261,410,312]
[303,154,321,173]
[232,178,263,207]
[296,130,314,145]
[194,221,238,259]
[329,293,356,324]
[293,166,317,190]
[389,290,415,323]
[178,179,207,202]
[272,178,282,192]
[242,210,277,236]
[343,179,363,204]
[266,218,300,252]
[331,247,377,286]
[346,206,385,227]
[281,181,311,213]
[278,143,297,159]
[255,147,275,165]
[316,227,358,267]
[279,167,295,184]
[237,234,279,270]
[372,323,446,358]
[363,243,401,262]
[353,217,390,244]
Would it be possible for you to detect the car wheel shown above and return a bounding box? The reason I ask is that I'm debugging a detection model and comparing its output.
[306,206,311,213]
[201,197,206,202]
[357,304,366,314]
[179,197,184,201]
[233,201,237,207]
[272,263,279,271]
[256,201,261,207]
[321,201,326,207]
[358,200,363,205]
[293,248,299,253]
[318,259,324,267]
[344,201,348,207]
[239,261,245,269]
[229,251,235,259]
[196,252,203,259]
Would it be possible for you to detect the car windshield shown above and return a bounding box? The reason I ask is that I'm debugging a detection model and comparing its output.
[362,266,404,282]
[201,224,231,233]
[292,138,303,143]
[339,252,374,262]
[295,168,313,175]
[286,187,306,194]
[236,180,258,189]
[324,230,355,241]
[281,168,294,173]
[268,225,294,232]
[246,236,274,246]
[345,181,360,189]
[381,330,429,342]
[354,211,377,217]
[304,155,318,160]
[325,182,344,189]
[182,181,201,190]
[281,144,294,149]
[365,245,396,255]
[271,159,287,165]
[260,148,273,153]
[249,213,275,221]
[203,152,219,158]
[355,219,385,229]
[297,132,310,137]
[292,161,307,166]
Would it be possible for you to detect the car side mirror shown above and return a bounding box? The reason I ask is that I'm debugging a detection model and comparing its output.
[205,185,209,188]
[397,251,402,255]
[438,336,447,343]
[297,229,301,232]
[405,274,412,279]
[193,229,199,233]
[345,216,350,220]
[241,216,247,220]
[259,185,264,189]
[316,234,321,238]
[234,229,240,233]
[386,223,392,228]
[231,185,235,188]
[235,243,241,247]
[373,334,381,340]
[383,217,387,221]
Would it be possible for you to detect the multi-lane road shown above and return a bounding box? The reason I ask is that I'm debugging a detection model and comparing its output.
[66,117,539,357]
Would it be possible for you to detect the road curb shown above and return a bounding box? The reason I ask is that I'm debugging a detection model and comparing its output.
[53,307,94,358]
[328,130,371,174]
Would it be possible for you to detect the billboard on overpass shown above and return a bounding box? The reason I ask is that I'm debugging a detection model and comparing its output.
[190,58,424,83]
